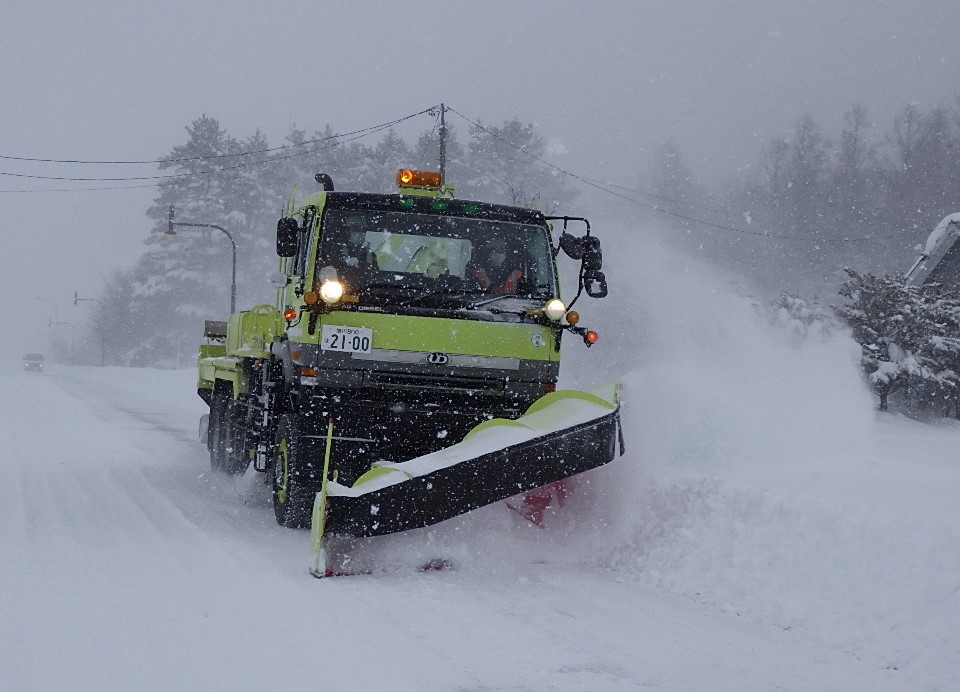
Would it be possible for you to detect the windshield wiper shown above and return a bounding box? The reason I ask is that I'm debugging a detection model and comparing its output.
[361,281,410,291]
[468,294,518,309]
[400,288,479,307]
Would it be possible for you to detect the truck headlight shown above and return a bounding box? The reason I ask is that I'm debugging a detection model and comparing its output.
[544,298,566,321]
[319,280,344,304]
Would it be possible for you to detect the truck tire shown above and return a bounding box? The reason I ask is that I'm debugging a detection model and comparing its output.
[221,398,251,476]
[199,413,210,448]
[208,387,229,472]
[272,414,315,528]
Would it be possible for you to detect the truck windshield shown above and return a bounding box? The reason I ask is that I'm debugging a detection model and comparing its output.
[316,209,557,302]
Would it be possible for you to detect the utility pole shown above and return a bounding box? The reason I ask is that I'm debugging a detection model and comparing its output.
[438,103,448,181]
[35,298,59,359]
[74,291,105,365]
[51,320,75,364]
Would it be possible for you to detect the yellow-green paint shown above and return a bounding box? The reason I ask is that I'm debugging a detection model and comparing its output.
[226,304,284,358]
[351,464,414,487]
[462,417,529,441]
[199,343,226,359]
[397,183,455,198]
[523,388,617,416]
[450,385,619,442]
[313,310,558,361]
[196,344,227,392]
[196,358,242,399]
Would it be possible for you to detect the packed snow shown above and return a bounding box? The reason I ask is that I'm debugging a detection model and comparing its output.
[3,236,960,691]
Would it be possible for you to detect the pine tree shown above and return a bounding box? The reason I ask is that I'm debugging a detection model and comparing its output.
[837,269,960,414]
[139,115,247,363]
[462,117,574,210]
[647,140,698,210]
[832,105,878,232]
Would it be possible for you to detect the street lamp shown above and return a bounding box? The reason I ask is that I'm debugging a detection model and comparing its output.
[167,205,238,314]
[74,291,101,306]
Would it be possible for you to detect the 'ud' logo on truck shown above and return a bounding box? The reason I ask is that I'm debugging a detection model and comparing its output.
[426,352,449,365]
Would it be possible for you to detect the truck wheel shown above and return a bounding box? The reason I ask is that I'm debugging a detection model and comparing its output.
[221,398,251,476]
[272,415,314,528]
[199,413,210,448]
[208,388,229,472]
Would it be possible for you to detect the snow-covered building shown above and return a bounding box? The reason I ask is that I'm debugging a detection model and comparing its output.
[905,213,960,286]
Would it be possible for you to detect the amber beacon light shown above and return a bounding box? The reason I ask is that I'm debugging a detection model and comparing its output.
[397,168,442,188]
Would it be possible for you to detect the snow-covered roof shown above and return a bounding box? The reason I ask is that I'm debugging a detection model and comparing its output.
[905,213,960,286]
[923,212,960,256]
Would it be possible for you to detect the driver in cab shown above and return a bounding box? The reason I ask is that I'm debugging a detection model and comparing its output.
[467,237,523,294]
[338,215,379,270]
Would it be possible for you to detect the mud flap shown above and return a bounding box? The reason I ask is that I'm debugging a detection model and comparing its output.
[321,385,624,538]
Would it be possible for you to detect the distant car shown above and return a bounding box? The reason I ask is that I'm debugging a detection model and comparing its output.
[24,353,44,372]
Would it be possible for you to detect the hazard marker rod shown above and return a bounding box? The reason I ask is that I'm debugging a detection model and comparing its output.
[309,418,335,577]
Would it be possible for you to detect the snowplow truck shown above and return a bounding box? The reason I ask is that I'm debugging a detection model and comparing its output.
[196,169,623,535]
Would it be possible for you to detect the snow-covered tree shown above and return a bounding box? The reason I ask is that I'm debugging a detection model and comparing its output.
[461,117,574,211]
[837,269,960,415]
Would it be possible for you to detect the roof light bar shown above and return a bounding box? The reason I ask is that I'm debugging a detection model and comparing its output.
[396,168,442,189]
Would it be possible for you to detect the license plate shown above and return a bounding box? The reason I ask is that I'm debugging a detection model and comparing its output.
[321,325,373,353]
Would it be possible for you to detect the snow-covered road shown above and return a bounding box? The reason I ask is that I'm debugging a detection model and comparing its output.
[5,239,960,691]
[3,357,956,691]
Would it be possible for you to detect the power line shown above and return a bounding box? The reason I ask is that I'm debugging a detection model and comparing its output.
[446,106,904,244]
[0,122,398,183]
[0,103,914,247]
[0,115,438,195]
[0,116,428,193]
[0,121,418,193]
[0,123,401,193]
[0,182,160,193]
[0,107,438,166]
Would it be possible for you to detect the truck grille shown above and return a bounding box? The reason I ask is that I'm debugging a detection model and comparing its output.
[365,371,504,397]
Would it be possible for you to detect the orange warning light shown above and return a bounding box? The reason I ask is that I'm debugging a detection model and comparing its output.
[396,168,442,188]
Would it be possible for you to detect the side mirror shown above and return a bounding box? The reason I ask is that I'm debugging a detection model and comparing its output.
[276,217,299,257]
[583,270,608,298]
[559,232,584,260]
[581,236,602,272]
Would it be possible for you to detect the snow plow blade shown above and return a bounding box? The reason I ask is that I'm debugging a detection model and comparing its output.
[319,384,623,538]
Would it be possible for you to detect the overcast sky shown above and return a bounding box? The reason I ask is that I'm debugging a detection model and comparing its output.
[2,0,958,356]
